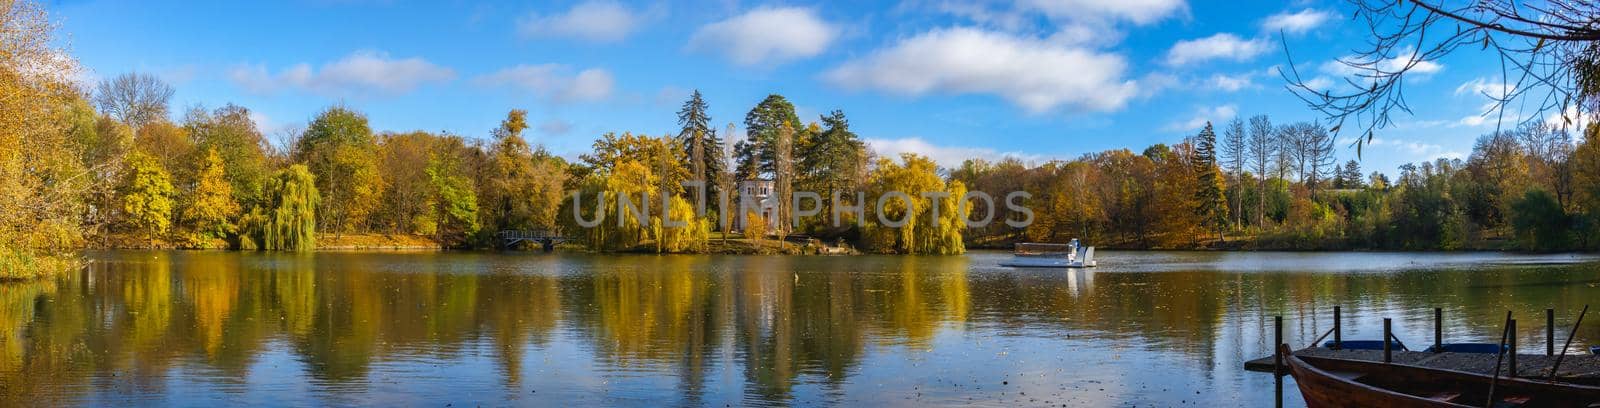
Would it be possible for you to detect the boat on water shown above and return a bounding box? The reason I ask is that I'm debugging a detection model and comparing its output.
[1279,344,1600,407]
[999,240,1096,268]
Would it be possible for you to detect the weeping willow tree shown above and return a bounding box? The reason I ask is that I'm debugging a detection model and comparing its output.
[240,165,318,251]
[862,154,967,254]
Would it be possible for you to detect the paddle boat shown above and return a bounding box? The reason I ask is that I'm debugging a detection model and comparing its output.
[999,240,1096,268]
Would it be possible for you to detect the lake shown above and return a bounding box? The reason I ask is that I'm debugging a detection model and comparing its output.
[3,250,1598,406]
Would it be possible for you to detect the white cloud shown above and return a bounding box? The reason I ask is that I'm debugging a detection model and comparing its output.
[1321,47,1443,78]
[1302,76,1334,91]
[1363,137,1462,160]
[825,27,1138,114]
[474,64,615,103]
[1165,33,1270,66]
[1546,105,1593,132]
[516,1,642,43]
[1205,72,1255,92]
[1453,77,1514,98]
[1261,8,1334,34]
[228,50,455,97]
[866,137,1047,168]
[1018,0,1188,25]
[688,7,837,66]
[1164,104,1237,132]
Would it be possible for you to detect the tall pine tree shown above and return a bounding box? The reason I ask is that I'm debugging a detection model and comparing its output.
[1193,122,1229,241]
[677,90,724,212]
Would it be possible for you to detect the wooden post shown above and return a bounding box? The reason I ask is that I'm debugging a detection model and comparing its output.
[1275,315,1283,408]
[1547,308,1555,356]
[1440,307,1452,352]
[1509,319,1518,378]
[1333,306,1342,350]
[1383,318,1392,363]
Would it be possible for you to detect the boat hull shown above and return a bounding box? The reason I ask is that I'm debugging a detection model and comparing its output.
[1280,344,1600,407]
[998,258,1095,268]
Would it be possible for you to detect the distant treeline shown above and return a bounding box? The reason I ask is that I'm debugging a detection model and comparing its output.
[954,116,1594,252]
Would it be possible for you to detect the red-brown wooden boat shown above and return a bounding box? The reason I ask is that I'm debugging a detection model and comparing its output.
[1278,344,1600,407]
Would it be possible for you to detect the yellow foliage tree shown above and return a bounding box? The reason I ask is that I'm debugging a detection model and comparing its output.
[181,148,239,248]
[121,152,175,247]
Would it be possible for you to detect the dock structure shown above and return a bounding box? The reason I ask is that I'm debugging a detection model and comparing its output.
[1245,347,1600,381]
[496,230,567,251]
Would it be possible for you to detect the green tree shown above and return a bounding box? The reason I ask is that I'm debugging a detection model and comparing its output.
[295,106,382,235]
[183,104,269,205]
[799,110,867,232]
[1510,189,1569,251]
[426,155,479,243]
[1192,122,1228,240]
[737,94,802,179]
[121,152,175,246]
[241,165,319,251]
[677,90,725,206]
[181,149,239,247]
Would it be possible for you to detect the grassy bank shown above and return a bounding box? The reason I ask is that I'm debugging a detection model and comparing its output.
[0,249,80,281]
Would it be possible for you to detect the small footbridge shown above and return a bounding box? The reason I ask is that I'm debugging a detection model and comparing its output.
[495,230,568,251]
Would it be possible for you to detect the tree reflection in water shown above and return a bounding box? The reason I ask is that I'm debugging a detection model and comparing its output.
[1,251,1597,406]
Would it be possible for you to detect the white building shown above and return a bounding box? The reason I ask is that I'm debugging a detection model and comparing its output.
[731,179,777,234]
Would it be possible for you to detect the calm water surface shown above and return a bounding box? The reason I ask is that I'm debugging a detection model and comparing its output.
[3,250,1599,407]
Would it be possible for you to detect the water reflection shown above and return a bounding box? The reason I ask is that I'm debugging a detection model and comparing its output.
[1,250,1597,406]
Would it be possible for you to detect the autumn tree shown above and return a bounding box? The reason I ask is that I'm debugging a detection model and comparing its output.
[181,149,239,247]
[862,154,965,254]
[295,106,383,235]
[121,152,175,246]
[480,110,570,236]
[94,72,173,129]
[0,0,91,277]
[184,104,270,205]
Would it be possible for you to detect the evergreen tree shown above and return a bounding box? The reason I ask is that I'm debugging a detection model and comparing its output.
[799,110,867,231]
[1192,122,1228,240]
[677,90,724,210]
[738,94,802,178]
[121,152,175,246]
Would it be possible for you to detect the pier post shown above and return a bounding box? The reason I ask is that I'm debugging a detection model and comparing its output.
[1547,308,1555,356]
[1383,318,1392,363]
[1509,319,1518,378]
[1274,315,1283,408]
[1440,307,1452,352]
[1332,306,1341,350]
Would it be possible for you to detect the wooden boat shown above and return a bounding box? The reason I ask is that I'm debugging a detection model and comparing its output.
[1279,344,1600,407]
[999,241,1096,268]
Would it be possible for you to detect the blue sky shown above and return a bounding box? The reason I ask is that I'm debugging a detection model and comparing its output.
[50,0,1538,176]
